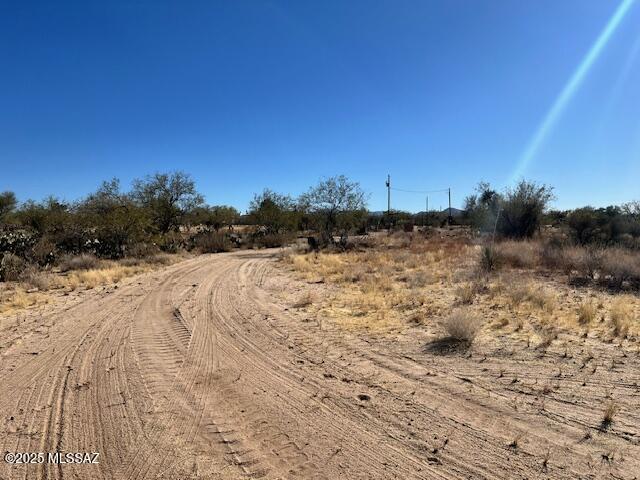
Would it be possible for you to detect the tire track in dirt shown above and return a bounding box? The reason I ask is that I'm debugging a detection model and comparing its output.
[1,250,638,479]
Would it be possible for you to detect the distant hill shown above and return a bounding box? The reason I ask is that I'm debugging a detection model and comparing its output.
[442,207,465,218]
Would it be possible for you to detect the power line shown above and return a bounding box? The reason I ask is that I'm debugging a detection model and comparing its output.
[390,187,449,194]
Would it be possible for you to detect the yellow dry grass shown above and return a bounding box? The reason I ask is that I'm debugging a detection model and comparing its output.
[0,254,183,315]
[610,296,634,337]
[58,264,149,290]
[0,288,49,314]
[285,234,476,333]
[284,234,640,342]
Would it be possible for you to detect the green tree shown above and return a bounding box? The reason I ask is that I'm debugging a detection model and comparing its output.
[299,175,367,246]
[248,189,299,234]
[0,191,17,223]
[15,197,70,235]
[77,179,148,257]
[132,172,203,233]
[499,180,555,239]
[185,205,240,231]
[464,180,554,239]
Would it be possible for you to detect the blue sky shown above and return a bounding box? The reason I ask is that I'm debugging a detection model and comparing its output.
[1,0,639,213]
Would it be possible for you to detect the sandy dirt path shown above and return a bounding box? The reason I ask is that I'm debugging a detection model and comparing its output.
[1,250,638,479]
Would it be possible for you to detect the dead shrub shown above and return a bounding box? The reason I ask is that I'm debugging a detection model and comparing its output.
[252,232,292,249]
[20,271,51,291]
[599,248,640,289]
[578,248,603,280]
[145,253,175,266]
[192,231,232,253]
[0,253,27,281]
[18,265,52,290]
[441,309,483,343]
[539,241,565,269]
[127,242,160,258]
[27,237,57,266]
[118,257,142,267]
[58,253,100,272]
[493,240,539,269]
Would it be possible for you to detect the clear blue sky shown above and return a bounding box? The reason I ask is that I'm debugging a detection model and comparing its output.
[1,0,639,213]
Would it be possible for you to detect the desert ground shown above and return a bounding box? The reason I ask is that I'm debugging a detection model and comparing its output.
[1,236,639,479]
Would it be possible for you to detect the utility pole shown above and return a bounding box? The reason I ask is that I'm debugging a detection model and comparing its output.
[385,175,391,228]
[425,196,429,226]
[448,188,452,225]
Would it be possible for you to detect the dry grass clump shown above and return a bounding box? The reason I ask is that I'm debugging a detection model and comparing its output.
[292,291,314,309]
[119,253,176,267]
[536,326,558,351]
[440,309,483,343]
[455,278,487,305]
[601,401,619,429]
[577,301,597,325]
[493,240,540,269]
[399,270,434,289]
[61,264,147,290]
[58,253,100,272]
[610,296,633,337]
[0,288,49,314]
[503,281,555,312]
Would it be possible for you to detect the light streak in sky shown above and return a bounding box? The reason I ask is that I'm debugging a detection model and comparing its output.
[511,0,636,181]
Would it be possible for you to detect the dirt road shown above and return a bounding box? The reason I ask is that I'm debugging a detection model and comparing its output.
[1,250,638,479]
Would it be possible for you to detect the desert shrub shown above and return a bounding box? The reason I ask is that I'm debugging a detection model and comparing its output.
[465,180,554,239]
[126,242,160,259]
[27,237,57,266]
[145,253,175,266]
[0,253,27,281]
[479,245,500,273]
[539,240,566,269]
[191,231,233,253]
[599,248,640,288]
[252,232,292,249]
[58,253,100,272]
[562,247,603,279]
[155,231,184,253]
[493,240,539,268]
[498,181,555,239]
[19,266,52,290]
[0,230,38,256]
[441,309,483,343]
[568,205,640,246]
